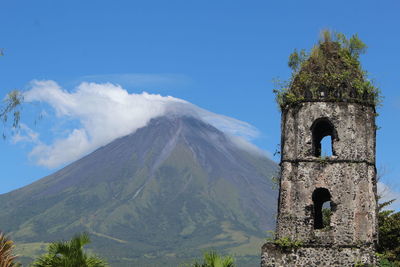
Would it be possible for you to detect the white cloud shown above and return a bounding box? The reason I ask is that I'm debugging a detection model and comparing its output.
[228,135,269,157]
[11,124,40,144]
[378,181,400,211]
[21,80,262,168]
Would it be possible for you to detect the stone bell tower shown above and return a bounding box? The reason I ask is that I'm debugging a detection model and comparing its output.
[261,36,379,267]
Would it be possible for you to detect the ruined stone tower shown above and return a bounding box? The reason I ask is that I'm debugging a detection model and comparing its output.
[261,34,379,267]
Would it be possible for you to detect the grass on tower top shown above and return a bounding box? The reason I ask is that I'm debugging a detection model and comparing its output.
[274,30,381,109]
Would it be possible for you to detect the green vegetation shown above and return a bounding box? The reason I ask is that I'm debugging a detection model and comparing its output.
[189,251,235,267]
[31,233,108,267]
[273,237,303,251]
[274,30,381,109]
[322,207,332,230]
[0,231,20,267]
[265,232,303,252]
[377,200,400,266]
[0,90,23,138]
[378,258,398,267]
[0,51,24,138]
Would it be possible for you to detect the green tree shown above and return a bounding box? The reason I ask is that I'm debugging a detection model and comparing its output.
[191,251,235,267]
[31,233,108,267]
[377,199,400,266]
[0,231,19,267]
[0,90,23,133]
[1,51,24,138]
[322,207,332,229]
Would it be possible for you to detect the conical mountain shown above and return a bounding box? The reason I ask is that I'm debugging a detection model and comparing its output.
[0,115,278,266]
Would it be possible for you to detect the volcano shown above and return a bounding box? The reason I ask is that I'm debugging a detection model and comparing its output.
[0,115,278,266]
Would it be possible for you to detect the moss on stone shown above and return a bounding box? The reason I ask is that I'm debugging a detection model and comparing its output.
[273,237,303,251]
[274,31,381,109]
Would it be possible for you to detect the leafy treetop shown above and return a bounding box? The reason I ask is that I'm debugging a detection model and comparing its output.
[31,233,108,267]
[191,251,235,267]
[377,199,400,266]
[274,30,381,109]
[0,231,20,267]
[1,50,24,138]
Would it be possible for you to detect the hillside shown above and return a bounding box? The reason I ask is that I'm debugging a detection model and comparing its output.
[0,115,278,266]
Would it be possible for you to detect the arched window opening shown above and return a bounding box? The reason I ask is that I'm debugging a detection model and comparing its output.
[311,118,337,157]
[312,188,332,229]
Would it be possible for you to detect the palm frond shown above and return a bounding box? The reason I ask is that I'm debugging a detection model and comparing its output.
[32,233,108,267]
[0,232,18,267]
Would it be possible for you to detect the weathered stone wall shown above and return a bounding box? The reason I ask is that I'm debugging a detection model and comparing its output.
[281,102,376,162]
[277,101,377,245]
[276,161,377,245]
[261,243,376,267]
[261,101,378,266]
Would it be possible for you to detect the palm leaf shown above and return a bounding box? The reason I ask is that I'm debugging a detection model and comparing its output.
[0,231,18,267]
[31,233,108,267]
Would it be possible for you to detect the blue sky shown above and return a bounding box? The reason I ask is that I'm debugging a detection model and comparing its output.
[1,0,399,209]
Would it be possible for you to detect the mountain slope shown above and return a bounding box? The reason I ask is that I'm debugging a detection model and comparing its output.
[0,116,278,266]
